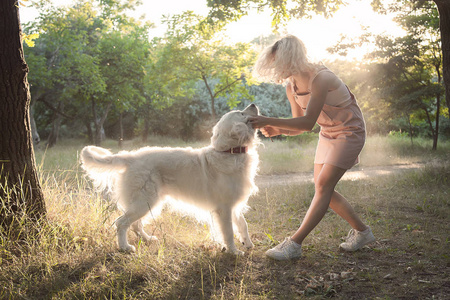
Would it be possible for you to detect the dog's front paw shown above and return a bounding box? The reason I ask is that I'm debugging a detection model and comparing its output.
[119,244,136,253]
[225,247,245,256]
[239,236,254,249]
[141,235,158,242]
[242,240,254,249]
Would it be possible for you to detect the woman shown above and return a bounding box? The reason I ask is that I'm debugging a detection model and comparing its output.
[249,35,375,260]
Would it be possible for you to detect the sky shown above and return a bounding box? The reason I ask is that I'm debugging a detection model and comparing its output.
[19,0,405,61]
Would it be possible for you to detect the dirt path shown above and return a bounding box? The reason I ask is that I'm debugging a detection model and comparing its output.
[255,163,424,187]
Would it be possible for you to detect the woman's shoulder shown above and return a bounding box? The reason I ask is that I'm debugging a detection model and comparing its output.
[313,67,339,82]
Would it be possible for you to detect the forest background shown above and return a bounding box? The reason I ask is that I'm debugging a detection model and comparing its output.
[0,1,448,298]
[21,0,448,150]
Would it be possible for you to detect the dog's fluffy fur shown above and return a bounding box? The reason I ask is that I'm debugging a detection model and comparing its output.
[80,104,259,255]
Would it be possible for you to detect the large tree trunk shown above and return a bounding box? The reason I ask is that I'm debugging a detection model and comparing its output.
[0,1,46,234]
[434,0,450,112]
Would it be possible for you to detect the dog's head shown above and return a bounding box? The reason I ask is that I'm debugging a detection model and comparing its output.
[211,104,259,151]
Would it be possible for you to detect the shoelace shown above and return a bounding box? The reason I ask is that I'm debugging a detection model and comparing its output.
[345,229,357,243]
[275,238,291,250]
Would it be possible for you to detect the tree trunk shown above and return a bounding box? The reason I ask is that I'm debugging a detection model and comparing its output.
[406,113,414,146]
[434,0,450,112]
[142,104,150,143]
[0,0,46,234]
[433,93,440,150]
[30,104,40,147]
[85,120,94,144]
[47,101,64,148]
[91,99,111,146]
[118,112,124,149]
[422,105,437,149]
[142,115,150,143]
[202,75,217,120]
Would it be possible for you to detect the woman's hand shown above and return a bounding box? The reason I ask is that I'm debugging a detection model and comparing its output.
[259,126,281,138]
[249,116,281,137]
[248,116,271,129]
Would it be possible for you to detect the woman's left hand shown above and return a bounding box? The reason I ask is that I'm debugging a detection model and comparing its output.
[248,116,270,129]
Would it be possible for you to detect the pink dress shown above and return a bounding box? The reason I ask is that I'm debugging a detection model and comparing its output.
[291,68,366,169]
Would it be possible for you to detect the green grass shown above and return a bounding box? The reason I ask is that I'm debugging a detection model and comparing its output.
[1,135,449,299]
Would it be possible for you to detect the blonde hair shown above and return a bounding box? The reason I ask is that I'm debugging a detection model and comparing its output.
[253,35,320,84]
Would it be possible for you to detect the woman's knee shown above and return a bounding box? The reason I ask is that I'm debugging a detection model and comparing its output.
[314,164,346,194]
[314,180,335,196]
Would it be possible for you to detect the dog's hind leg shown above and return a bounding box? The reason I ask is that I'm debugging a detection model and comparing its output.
[115,199,150,252]
[131,219,158,242]
[212,208,243,256]
[232,210,254,249]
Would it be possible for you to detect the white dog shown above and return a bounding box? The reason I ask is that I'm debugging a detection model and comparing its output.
[80,104,259,255]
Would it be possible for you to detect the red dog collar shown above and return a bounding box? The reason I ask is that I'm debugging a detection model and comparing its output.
[223,146,247,154]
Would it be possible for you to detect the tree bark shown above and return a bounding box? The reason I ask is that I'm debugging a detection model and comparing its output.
[0,0,46,233]
[434,0,450,112]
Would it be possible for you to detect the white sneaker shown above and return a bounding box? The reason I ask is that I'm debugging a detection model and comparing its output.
[340,227,376,251]
[265,237,302,260]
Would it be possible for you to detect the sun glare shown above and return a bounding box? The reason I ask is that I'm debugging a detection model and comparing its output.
[224,1,405,61]
[20,0,405,62]
[285,1,406,61]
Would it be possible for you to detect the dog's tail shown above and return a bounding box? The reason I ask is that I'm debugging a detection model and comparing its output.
[80,146,126,192]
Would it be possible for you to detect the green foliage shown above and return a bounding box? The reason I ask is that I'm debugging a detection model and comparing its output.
[21,0,448,145]
[23,0,154,145]
[206,0,345,29]
[327,1,447,147]
[161,11,257,118]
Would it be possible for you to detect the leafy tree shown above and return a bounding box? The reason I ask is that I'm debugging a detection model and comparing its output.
[24,0,152,146]
[206,0,344,27]
[0,0,46,234]
[24,2,107,146]
[371,0,449,114]
[162,12,257,120]
[206,0,450,114]
[137,37,194,142]
[328,1,445,149]
[93,23,151,145]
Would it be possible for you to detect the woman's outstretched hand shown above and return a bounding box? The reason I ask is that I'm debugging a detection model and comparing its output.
[259,126,281,138]
[248,116,270,129]
[248,116,280,137]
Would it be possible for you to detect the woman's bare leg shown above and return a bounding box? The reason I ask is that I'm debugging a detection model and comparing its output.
[290,163,346,244]
[329,190,367,231]
[315,164,368,232]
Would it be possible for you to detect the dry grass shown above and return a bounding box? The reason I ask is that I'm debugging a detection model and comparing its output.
[1,135,449,299]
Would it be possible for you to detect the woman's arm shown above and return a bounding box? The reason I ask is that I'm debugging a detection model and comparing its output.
[249,74,330,132]
[275,82,305,136]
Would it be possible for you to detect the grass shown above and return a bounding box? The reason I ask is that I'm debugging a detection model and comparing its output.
[1,135,449,299]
